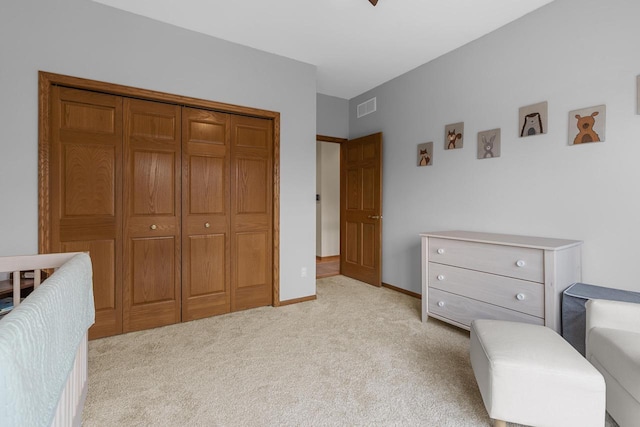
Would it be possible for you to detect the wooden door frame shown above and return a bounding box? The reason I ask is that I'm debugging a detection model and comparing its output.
[316,134,346,275]
[38,71,282,306]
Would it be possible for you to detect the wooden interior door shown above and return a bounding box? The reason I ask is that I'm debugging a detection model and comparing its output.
[123,98,181,332]
[340,133,383,286]
[50,86,123,339]
[182,107,231,321]
[230,115,273,310]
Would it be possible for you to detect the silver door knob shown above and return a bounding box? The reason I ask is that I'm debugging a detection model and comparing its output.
[204,222,211,228]
[437,274,445,281]
[516,293,526,301]
[437,301,445,307]
[437,248,445,255]
[368,215,381,219]
[150,224,157,230]
[516,260,526,267]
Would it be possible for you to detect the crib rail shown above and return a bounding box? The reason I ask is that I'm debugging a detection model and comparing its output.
[0,252,83,309]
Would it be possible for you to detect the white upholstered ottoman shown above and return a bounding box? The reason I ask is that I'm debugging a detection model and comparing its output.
[470,319,605,427]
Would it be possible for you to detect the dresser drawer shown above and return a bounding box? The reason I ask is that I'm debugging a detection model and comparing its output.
[428,238,544,282]
[428,263,544,318]
[428,288,544,329]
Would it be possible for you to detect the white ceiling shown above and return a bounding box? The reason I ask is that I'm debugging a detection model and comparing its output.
[93,0,554,99]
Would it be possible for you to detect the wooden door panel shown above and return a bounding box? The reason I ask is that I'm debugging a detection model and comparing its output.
[235,126,269,148]
[183,234,228,320]
[231,116,273,311]
[346,144,360,163]
[189,234,226,296]
[51,86,123,339]
[345,222,359,264]
[60,101,116,134]
[129,112,176,141]
[235,232,268,288]
[340,133,383,287]
[182,107,231,321]
[236,157,268,214]
[189,156,226,214]
[362,224,376,268]
[124,98,181,332]
[132,151,176,215]
[346,168,361,210]
[362,166,376,211]
[362,140,377,160]
[61,239,119,339]
[188,119,226,144]
[131,237,175,304]
[63,144,115,216]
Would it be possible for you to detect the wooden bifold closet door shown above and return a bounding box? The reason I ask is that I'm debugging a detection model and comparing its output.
[182,108,231,321]
[182,110,274,320]
[49,86,123,339]
[47,83,275,338]
[123,98,182,332]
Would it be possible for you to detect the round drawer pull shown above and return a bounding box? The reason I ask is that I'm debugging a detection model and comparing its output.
[150,224,157,230]
[437,274,445,281]
[437,248,445,255]
[516,259,526,267]
[204,222,211,228]
[437,301,445,307]
[516,293,526,301]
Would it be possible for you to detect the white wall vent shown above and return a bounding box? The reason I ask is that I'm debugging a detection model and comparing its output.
[357,97,377,118]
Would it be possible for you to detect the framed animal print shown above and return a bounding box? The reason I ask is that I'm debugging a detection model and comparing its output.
[444,122,464,150]
[519,102,548,138]
[568,105,605,145]
[417,142,433,166]
[477,129,501,159]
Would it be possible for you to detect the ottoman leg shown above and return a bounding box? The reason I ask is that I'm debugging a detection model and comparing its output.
[494,420,507,427]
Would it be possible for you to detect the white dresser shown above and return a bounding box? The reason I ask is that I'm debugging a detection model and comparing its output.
[421,231,582,332]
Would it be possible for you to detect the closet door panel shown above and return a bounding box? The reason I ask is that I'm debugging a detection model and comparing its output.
[231,116,273,311]
[50,86,123,339]
[61,239,118,338]
[182,108,231,321]
[132,151,176,215]
[123,99,181,332]
[131,237,176,301]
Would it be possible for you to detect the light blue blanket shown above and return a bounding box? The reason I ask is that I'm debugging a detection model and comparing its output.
[0,253,95,427]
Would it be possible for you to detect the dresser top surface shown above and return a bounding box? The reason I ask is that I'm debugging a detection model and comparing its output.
[419,230,582,250]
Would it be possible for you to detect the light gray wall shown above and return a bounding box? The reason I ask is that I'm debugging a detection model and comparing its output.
[0,0,317,301]
[349,0,640,294]
[317,94,349,138]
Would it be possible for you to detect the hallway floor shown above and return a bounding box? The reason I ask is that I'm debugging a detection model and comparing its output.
[316,256,339,279]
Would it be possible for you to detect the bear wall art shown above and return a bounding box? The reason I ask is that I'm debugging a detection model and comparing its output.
[519,101,548,138]
[568,105,606,145]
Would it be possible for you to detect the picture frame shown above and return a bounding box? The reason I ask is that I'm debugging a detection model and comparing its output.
[444,122,464,150]
[568,105,606,145]
[417,142,433,166]
[477,129,501,159]
[519,101,548,138]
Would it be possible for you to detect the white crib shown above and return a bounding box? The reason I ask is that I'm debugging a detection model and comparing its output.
[0,252,94,427]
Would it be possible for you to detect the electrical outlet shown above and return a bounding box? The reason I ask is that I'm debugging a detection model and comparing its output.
[301,267,307,278]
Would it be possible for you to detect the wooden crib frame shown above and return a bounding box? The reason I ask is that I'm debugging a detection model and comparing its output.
[0,252,88,427]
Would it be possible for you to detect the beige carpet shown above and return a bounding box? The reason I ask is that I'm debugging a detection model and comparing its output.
[82,276,616,426]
